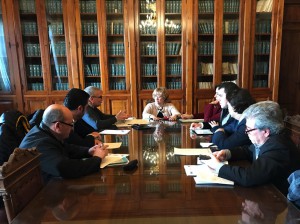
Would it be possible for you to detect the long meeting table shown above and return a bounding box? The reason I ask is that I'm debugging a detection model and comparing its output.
[11,122,300,223]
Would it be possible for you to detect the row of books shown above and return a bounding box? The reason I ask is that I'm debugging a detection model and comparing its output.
[105,0,123,14]
[222,41,238,55]
[82,21,98,35]
[85,82,101,89]
[52,64,68,77]
[19,0,36,13]
[166,43,181,55]
[46,0,63,14]
[80,0,96,14]
[165,22,182,34]
[166,80,182,89]
[165,0,182,13]
[109,64,126,76]
[109,80,126,90]
[223,0,240,13]
[142,82,157,90]
[166,63,182,75]
[198,62,238,75]
[50,42,66,57]
[107,21,124,35]
[223,20,239,34]
[108,43,125,56]
[82,43,99,56]
[256,0,273,13]
[199,0,240,13]
[48,22,64,36]
[27,64,42,77]
[21,21,38,35]
[254,61,269,75]
[139,23,157,35]
[84,64,100,76]
[141,42,157,56]
[54,82,69,91]
[256,20,271,34]
[198,20,214,34]
[198,81,213,89]
[28,83,44,91]
[255,41,270,54]
[24,43,41,57]
[198,42,214,55]
[198,0,214,13]
[142,63,158,76]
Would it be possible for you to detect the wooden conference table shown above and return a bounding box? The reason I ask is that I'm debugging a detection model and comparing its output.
[11,122,300,223]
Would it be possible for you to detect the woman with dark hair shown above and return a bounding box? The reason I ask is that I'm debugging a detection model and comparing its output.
[210,88,256,149]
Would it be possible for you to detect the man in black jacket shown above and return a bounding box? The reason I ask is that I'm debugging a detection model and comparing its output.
[19,104,108,183]
[204,101,300,194]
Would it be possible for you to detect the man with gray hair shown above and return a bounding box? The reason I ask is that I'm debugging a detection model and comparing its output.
[82,86,130,132]
[19,104,108,183]
[203,101,299,194]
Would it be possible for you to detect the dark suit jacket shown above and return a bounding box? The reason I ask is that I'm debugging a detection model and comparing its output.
[219,130,299,194]
[19,122,101,183]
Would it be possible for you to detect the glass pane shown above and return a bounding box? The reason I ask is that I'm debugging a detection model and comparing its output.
[79,0,101,89]
[18,0,44,91]
[197,0,214,90]
[46,0,69,91]
[222,0,240,84]
[105,0,126,91]
[139,0,158,90]
[165,0,182,90]
[0,1,12,92]
[253,0,273,88]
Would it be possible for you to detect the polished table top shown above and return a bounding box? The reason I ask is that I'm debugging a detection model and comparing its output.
[12,122,300,223]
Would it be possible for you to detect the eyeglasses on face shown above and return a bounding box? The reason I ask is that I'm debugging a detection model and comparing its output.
[245,127,257,134]
[52,120,75,128]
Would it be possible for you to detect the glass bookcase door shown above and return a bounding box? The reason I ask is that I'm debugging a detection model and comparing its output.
[252,0,272,88]
[138,0,158,91]
[164,0,182,90]
[45,0,69,91]
[105,0,126,91]
[197,0,214,90]
[222,0,240,84]
[0,1,12,93]
[79,0,101,89]
[18,0,44,92]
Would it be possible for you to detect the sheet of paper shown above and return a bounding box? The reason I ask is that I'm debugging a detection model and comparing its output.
[194,168,234,186]
[184,165,206,176]
[115,119,149,127]
[179,119,204,123]
[174,147,212,156]
[100,154,129,168]
[103,142,122,149]
[200,142,214,147]
[99,129,131,135]
[194,129,213,135]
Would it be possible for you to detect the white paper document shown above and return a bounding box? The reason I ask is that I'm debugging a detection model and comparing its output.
[194,129,213,135]
[174,147,212,156]
[179,119,204,123]
[194,169,234,186]
[100,154,129,168]
[184,165,205,176]
[200,142,214,147]
[103,142,122,149]
[99,129,131,135]
[115,119,149,127]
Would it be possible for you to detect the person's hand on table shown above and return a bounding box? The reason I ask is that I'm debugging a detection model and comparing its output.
[181,114,194,119]
[89,144,108,159]
[169,115,179,121]
[190,122,203,129]
[208,121,219,128]
[212,150,227,162]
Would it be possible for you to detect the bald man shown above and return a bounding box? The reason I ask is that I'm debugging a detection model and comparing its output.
[19,104,108,183]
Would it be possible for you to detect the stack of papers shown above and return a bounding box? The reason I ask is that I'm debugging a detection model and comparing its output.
[194,129,213,135]
[100,154,129,168]
[174,147,212,156]
[184,165,233,186]
[99,129,131,135]
[179,119,204,123]
[115,118,149,127]
[103,142,122,149]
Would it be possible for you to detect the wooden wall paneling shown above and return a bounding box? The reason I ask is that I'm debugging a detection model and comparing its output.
[24,97,49,114]
[107,97,131,116]
[0,100,15,114]
[279,1,300,115]
[127,0,138,117]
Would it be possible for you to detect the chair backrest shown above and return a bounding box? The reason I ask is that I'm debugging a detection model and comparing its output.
[0,148,43,223]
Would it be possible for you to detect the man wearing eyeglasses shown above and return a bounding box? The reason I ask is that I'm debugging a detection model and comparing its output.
[19,104,108,183]
[82,86,130,132]
[203,101,300,194]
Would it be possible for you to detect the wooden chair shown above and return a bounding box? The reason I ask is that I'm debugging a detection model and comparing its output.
[0,148,43,223]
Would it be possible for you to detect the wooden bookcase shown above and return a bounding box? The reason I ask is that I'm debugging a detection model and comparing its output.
[0,0,284,117]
